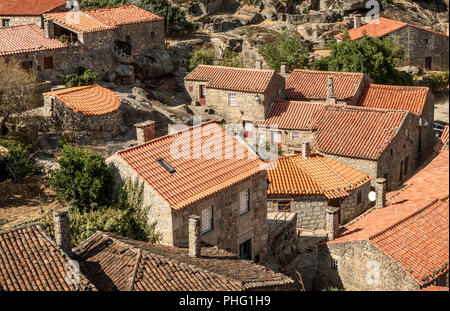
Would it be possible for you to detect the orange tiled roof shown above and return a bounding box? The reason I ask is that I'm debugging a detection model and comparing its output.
[44,4,163,33]
[335,17,448,40]
[330,150,449,244]
[0,223,94,291]
[0,0,66,15]
[75,231,294,291]
[285,69,368,102]
[43,84,120,116]
[255,100,325,130]
[435,125,449,153]
[185,65,278,93]
[420,286,449,291]
[116,121,263,210]
[312,105,408,160]
[266,153,371,199]
[0,24,66,56]
[358,84,429,116]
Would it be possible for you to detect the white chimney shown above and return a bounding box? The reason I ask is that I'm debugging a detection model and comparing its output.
[135,120,155,144]
[375,178,387,209]
[327,76,337,104]
[280,62,287,75]
[302,142,311,158]
[255,59,263,70]
[189,215,201,258]
[325,207,340,241]
[53,210,72,254]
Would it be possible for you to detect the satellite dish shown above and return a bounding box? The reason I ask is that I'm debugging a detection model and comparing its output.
[368,191,376,202]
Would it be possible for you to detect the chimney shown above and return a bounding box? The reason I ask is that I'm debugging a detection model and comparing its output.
[189,215,201,258]
[325,207,340,241]
[354,16,361,29]
[44,19,55,39]
[375,178,387,209]
[135,120,155,145]
[302,142,311,158]
[53,210,72,254]
[280,62,287,75]
[326,76,337,104]
[255,59,263,70]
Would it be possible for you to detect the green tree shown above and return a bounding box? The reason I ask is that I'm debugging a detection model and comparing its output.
[63,68,97,87]
[312,34,413,85]
[188,48,215,71]
[49,144,113,212]
[258,29,310,72]
[0,141,40,183]
[218,50,243,68]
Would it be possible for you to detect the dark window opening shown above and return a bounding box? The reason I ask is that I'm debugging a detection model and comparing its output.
[278,200,291,212]
[404,156,409,176]
[239,239,252,260]
[390,149,393,156]
[156,158,176,174]
[331,258,338,270]
[150,32,155,39]
[254,254,260,263]
[357,190,362,205]
[2,19,10,27]
[425,57,432,70]
[53,23,78,43]
[37,65,42,71]
[424,39,429,45]
[21,61,33,72]
[43,56,54,69]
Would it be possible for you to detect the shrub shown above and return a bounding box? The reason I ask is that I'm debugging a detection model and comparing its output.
[258,29,310,72]
[218,50,243,68]
[188,48,215,71]
[49,144,113,212]
[0,141,40,183]
[426,72,449,91]
[63,68,97,87]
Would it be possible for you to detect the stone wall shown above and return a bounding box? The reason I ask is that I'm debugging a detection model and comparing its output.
[318,240,421,291]
[419,93,436,162]
[255,127,317,154]
[0,15,42,27]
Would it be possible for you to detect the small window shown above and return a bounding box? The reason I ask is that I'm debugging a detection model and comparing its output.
[291,131,300,140]
[278,200,291,212]
[156,158,176,174]
[37,65,42,71]
[150,32,155,39]
[239,239,252,260]
[272,131,281,144]
[239,189,250,215]
[254,254,260,263]
[424,39,429,45]
[43,56,54,70]
[201,206,214,234]
[2,19,10,27]
[390,149,393,156]
[331,258,338,270]
[228,93,237,106]
[357,190,362,205]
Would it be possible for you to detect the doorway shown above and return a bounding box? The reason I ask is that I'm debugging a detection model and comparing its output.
[199,85,206,105]
[425,57,432,70]
[239,239,252,260]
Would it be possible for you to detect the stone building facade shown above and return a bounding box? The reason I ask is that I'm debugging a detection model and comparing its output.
[184,65,285,125]
[106,121,269,263]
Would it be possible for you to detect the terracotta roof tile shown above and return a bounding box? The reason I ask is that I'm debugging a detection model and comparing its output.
[266,153,371,199]
[329,150,449,245]
[44,4,163,33]
[435,125,449,153]
[312,105,407,160]
[420,285,449,291]
[358,84,429,116]
[0,223,94,291]
[0,0,66,15]
[0,24,66,56]
[117,121,263,210]
[185,65,278,93]
[43,84,120,116]
[335,17,448,40]
[285,69,367,102]
[75,232,294,291]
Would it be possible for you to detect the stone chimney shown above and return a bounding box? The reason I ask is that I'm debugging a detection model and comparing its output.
[255,59,263,70]
[326,76,337,104]
[53,210,72,254]
[325,207,340,241]
[280,62,287,75]
[375,178,387,209]
[354,15,362,29]
[134,120,155,145]
[44,19,55,39]
[189,215,201,258]
[302,142,311,158]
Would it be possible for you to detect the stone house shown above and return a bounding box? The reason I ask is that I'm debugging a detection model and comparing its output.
[184,64,285,128]
[43,84,122,142]
[74,230,296,291]
[106,121,269,263]
[335,17,449,71]
[318,150,449,291]
[0,0,67,28]
[266,148,372,229]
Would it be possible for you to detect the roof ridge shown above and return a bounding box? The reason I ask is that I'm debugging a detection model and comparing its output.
[43,84,98,96]
[366,83,429,91]
[128,248,142,291]
[0,221,40,235]
[195,64,275,73]
[292,69,365,76]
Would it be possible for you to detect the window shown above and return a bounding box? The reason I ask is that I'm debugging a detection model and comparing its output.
[424,39,429,45]
[390,149,393,156]
[357,190,362,205]
[271,131,281,144]
[425,57,432,70]
[331,258,338,270]
[278,200,291,211]
[404,156,409,176]
[254,254,260,263]
[43,56,54,69]
[156,157,176,174]
[2,19,10,27]
[258,133,265,145]
[201,206,214,234]
[21,61,33,72]
[228,93,237,106]
[244,121,253,138]
[291,131,300,140]
[239,189,250,215]
[239,239,252,260]
[150,32,155,39]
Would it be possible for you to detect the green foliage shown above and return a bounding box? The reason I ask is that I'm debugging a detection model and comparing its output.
[244,27,259,41]
[258,29,309,72]
[49,144,113,212]
[63,68,97,87]
[425,71,449,91]
[218,50,243,68]
[0,140,40,183]
[40,178,162,246]
[188,48,215,71]
[312,36,413,85]
[81,0,198,34]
